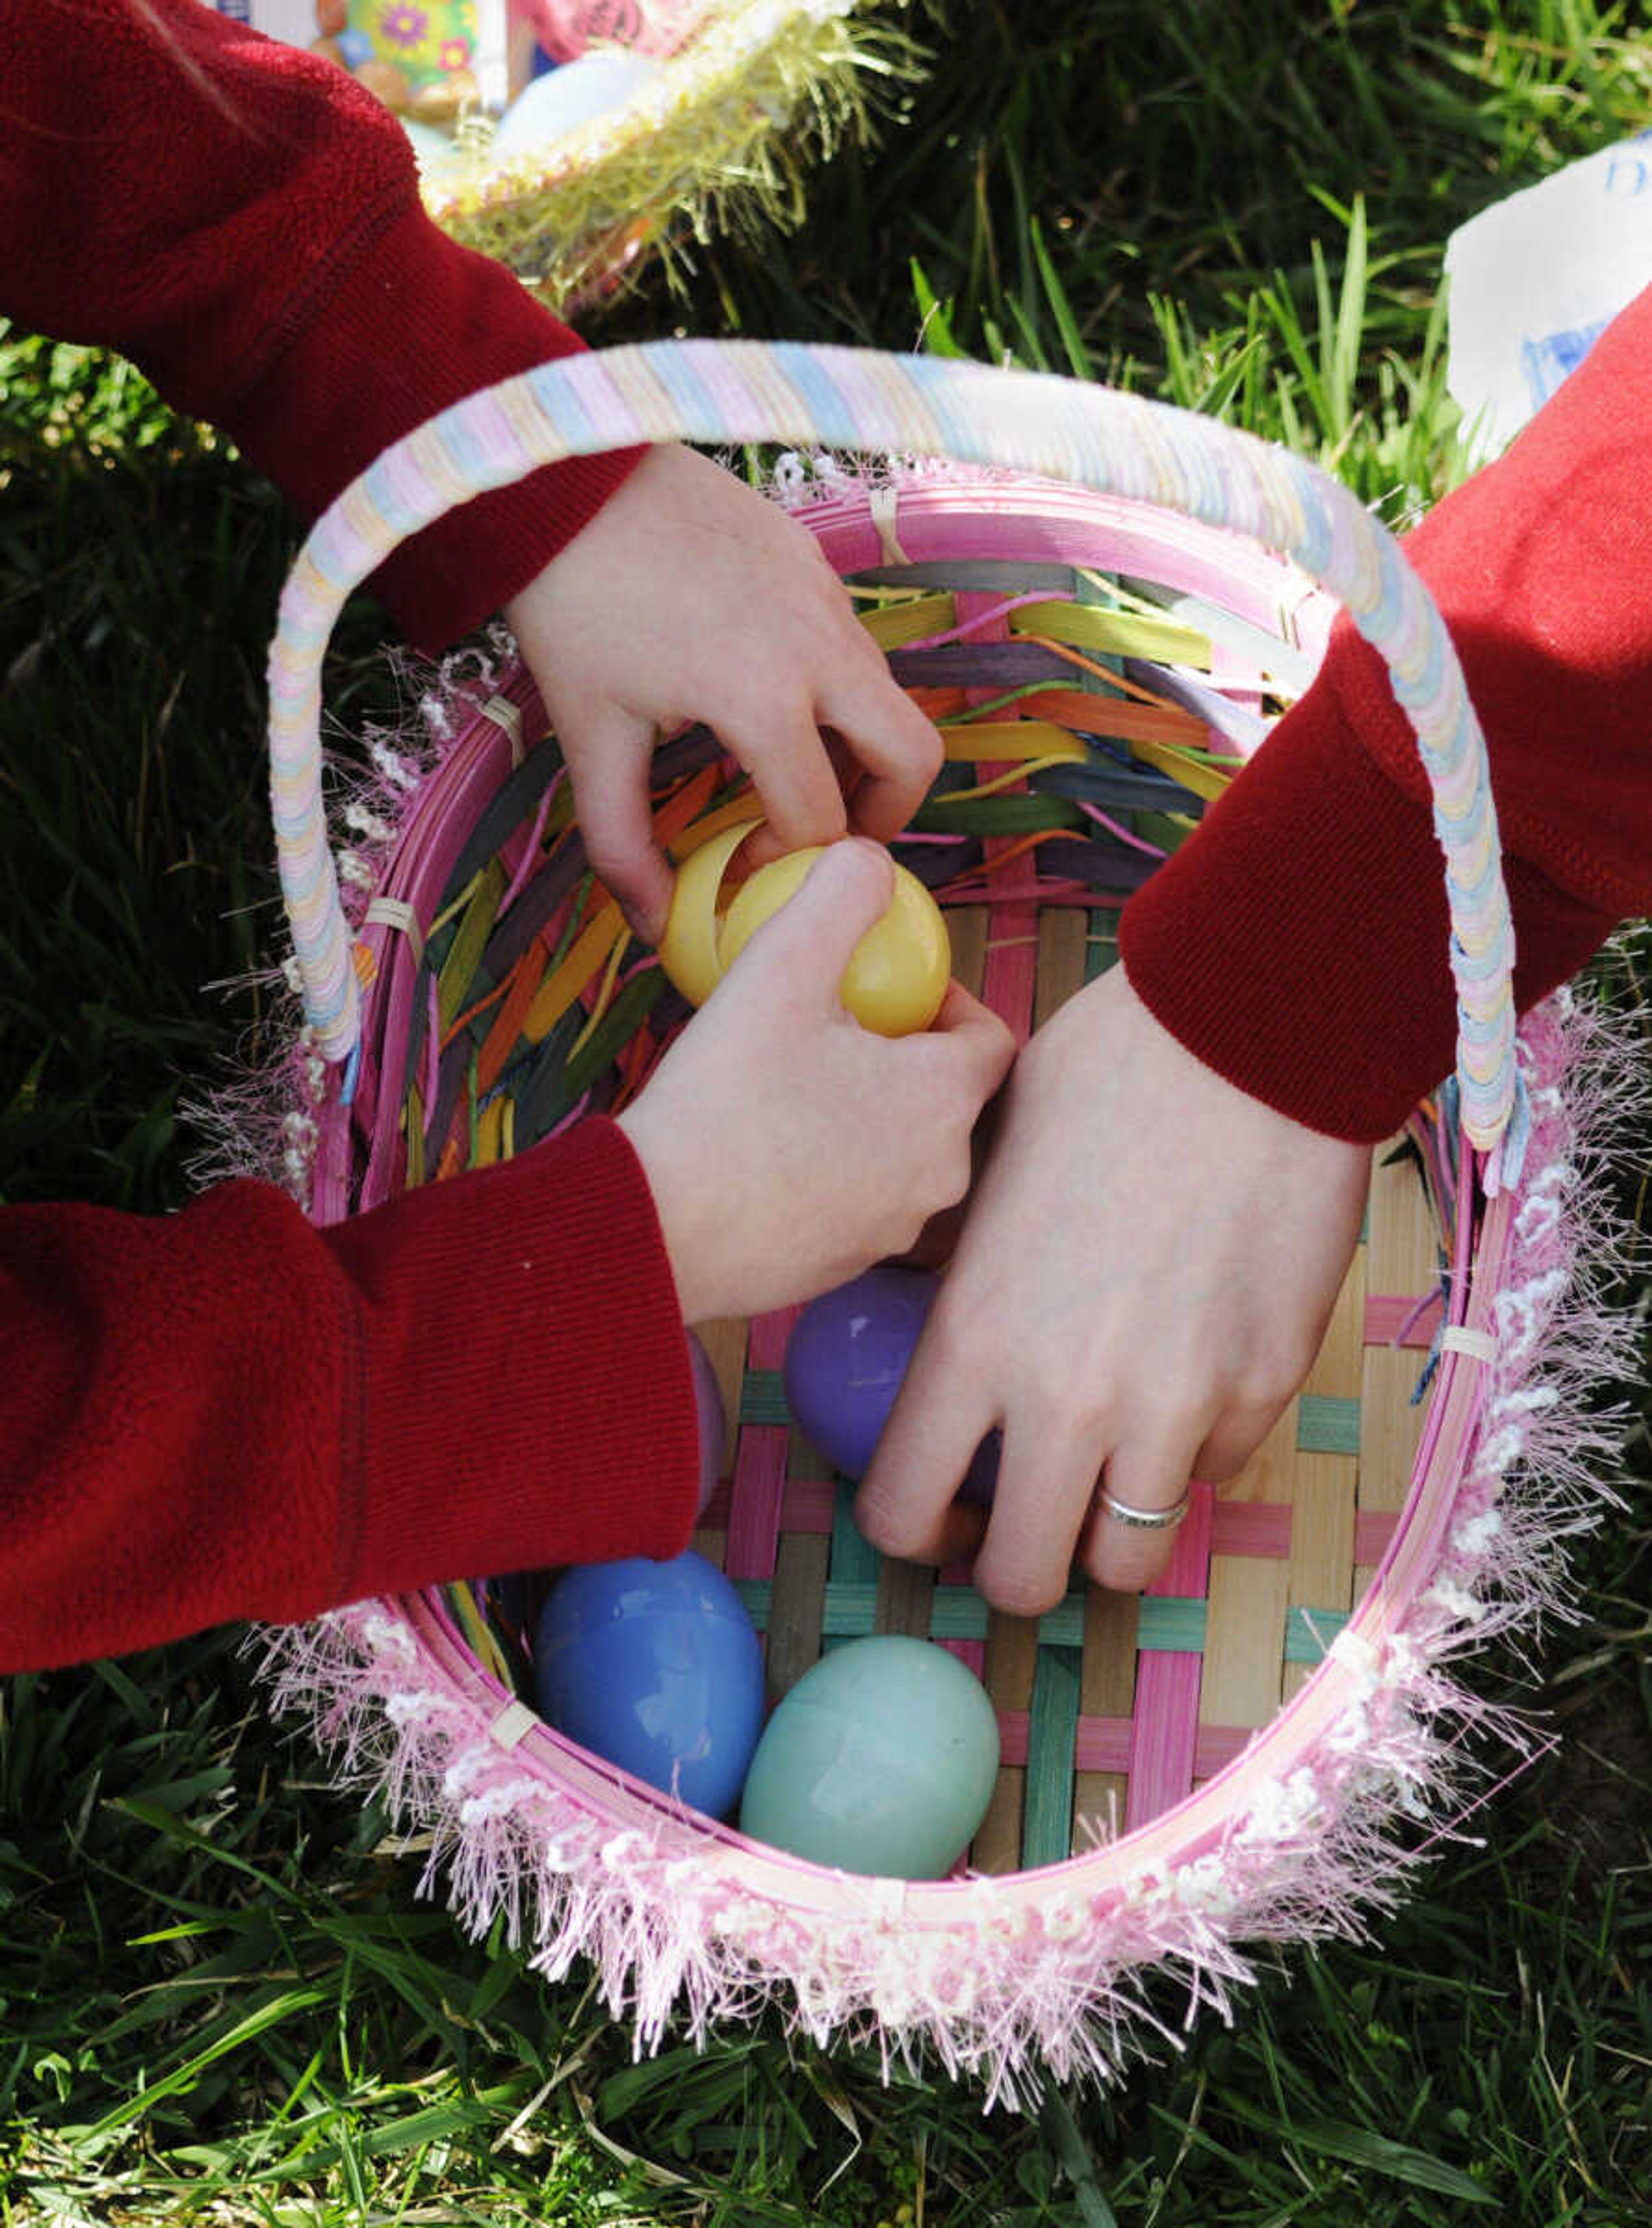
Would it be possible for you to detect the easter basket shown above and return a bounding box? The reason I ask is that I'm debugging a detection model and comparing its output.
[240,341,1631,2101]
[393,0,917,312]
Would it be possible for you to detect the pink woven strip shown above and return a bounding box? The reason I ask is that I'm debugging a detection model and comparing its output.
[498,768,561,920]
[308,1097,354,1226]
[1360,1171,1504,1626]
[905,591,1055,654]
[360,697,526,1211]
[1123,1483,1215,1833]
[1209,1503,1291,1557]
[1121,1660,1202,1833]
[1190,1723,1257,1779]
[1159,1480,1216,1589]
[699,1491,1392,1570]
[1355,1509,1399,1564]
[724,1308,799,1582]
[802,483,1306,632]
[1364,1291,1445,1348]
[699,1476,824,1533]
[997,1714,1260,1779]
[1203,1501,1397,1566]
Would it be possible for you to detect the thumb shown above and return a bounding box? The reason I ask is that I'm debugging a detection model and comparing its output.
[727,837,895,1010]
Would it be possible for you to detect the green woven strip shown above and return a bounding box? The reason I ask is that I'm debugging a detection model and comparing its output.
[733,1582,1130,1650]
[1135,1597,1207,1652]
[435,731,562,915]
[1028,1596,1088,1648]
[936,679,1078,724]
[1084,913,1118,982]
[732,1577,1347,1672]
[926,1589,1000,1642]
[1021,1646,1081,1868]
[1130,808,1202,855]
[910,794,1085,836]
[734,1582,940,1638]
[505,1002,582,1136]
[561,973,666,1105]
[435,859,506,1034]
[404,1083,425,1188]
[825,1583,894,1636]
[1284,1608,1350,1663]
[544,869,598,975]
[1296,1395,1361,1454]
[829,1481,881,1588]
[739,1370,791,1427]
[518,972,666,1139]
[1074,567,1125,681]
[1010,599,1213,667]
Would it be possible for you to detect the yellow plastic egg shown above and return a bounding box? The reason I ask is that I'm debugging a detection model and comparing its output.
[658,818,950,1039]
[657,820,765,1011]
[720,847,950,1037]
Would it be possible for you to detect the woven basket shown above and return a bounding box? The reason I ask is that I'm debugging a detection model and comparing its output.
[411,0,909,310]
[252,341,1621,2100]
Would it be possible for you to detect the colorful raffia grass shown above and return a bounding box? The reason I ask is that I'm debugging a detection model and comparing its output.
[422,1,918,310]
[212,453,1637,2102]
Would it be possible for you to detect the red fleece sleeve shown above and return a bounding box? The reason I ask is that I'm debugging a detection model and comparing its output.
[0,1121,698,1674]
[2,0,643,651]
[1120,278,1652,1139]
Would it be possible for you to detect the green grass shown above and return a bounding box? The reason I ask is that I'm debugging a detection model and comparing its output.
[3,1,1652,2220]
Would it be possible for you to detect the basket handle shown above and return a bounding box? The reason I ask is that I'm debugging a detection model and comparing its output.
[268,340,1525,1178]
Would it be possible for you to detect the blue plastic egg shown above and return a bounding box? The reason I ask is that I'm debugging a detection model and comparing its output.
[533,1551,763,1818]
[490,50,660,157]
[739,1636,1000,1877]
[783,1265,999,1500]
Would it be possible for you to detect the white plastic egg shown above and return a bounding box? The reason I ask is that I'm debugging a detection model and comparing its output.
[490,52,660,158]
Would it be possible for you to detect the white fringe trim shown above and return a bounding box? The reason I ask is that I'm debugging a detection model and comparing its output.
[250,983,1644,2109]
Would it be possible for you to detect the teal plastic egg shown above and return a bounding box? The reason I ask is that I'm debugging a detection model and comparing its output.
[738,1636,999,1878]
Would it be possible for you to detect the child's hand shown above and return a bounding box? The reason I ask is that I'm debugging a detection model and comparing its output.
[504,445,942,941]
[853,965,1372,1608]
[616,840,1014,1327]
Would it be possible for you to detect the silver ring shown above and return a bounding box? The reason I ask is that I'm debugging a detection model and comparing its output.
[1099,1488,1190,1532]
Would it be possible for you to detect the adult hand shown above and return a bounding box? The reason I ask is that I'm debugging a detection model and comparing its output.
[504,445,941,941]
[617,840,1014,1327]
[854,965,1372,1608]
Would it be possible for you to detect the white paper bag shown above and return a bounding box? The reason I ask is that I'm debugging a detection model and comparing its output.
[1445,130,1652,458]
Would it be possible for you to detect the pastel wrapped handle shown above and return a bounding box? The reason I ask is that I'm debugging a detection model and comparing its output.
[268,340,1523,1175]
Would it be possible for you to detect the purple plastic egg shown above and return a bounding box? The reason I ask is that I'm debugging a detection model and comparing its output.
[686,1328,726,1518]
[783,1265,999,1499]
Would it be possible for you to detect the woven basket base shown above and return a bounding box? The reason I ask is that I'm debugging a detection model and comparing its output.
[687,913,1439,1872]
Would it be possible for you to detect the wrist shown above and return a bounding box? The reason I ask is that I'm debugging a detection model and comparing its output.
[615,1101,710,1325]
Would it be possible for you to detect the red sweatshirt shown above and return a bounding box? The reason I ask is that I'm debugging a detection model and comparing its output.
[1,0,694,1672]
[3,1,1648,1671]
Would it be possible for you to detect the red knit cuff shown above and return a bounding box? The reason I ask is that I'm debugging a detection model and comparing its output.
[321,1117,698,1602]
[229,199,644,653]
[1118,701,1618,1142]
